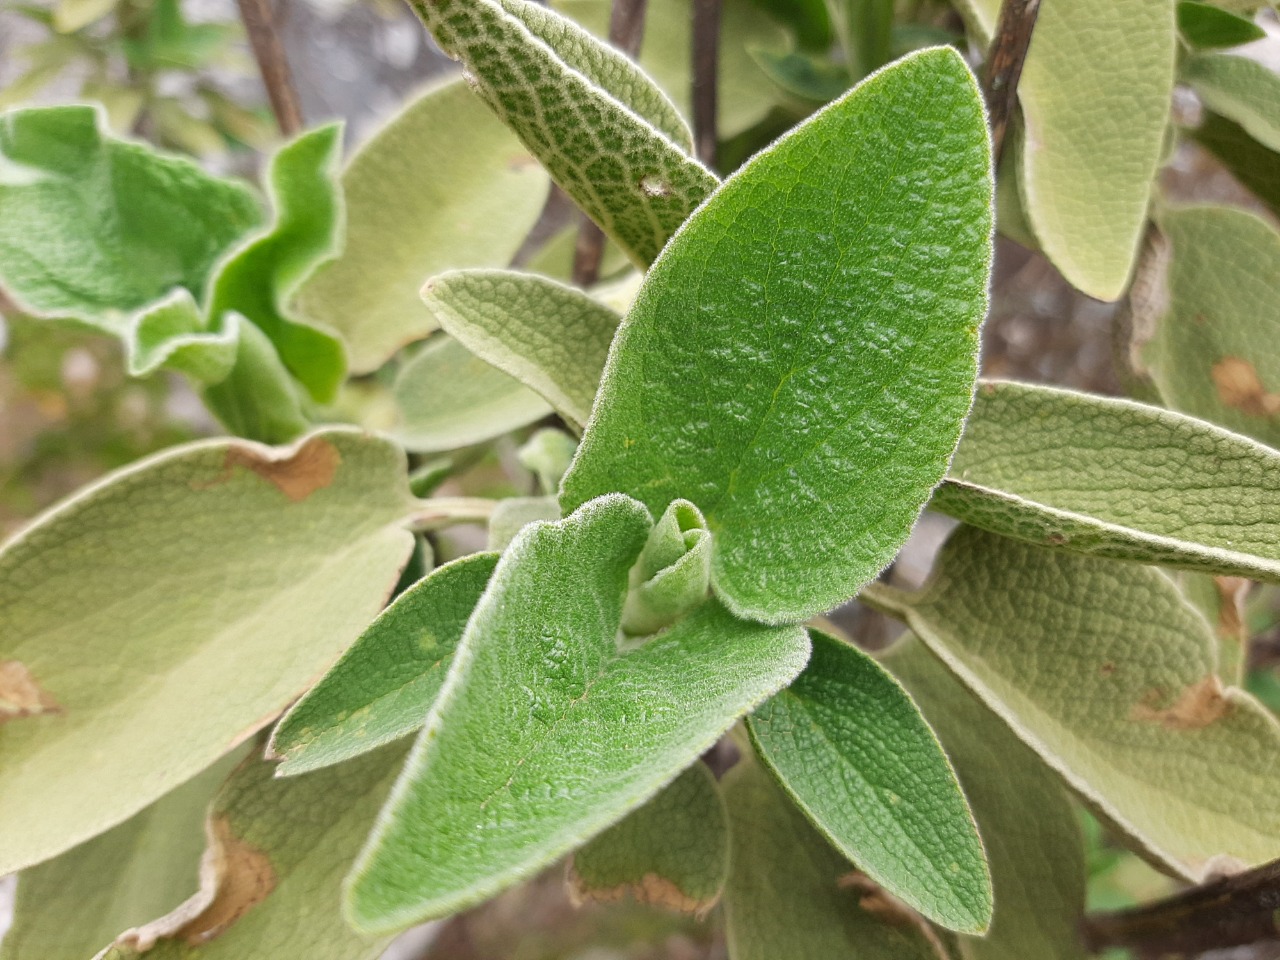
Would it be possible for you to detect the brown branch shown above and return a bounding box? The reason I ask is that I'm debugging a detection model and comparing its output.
[981,0,1040,166]
[1082,858,1280,957]
[236,0,304,137]
[691,0,721,168]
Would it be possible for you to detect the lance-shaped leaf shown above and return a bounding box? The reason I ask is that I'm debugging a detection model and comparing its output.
[391,335,553,453]
[568,762,729,917]
[1177,2,1266,49]
[1182,53,1280,152]
[205,124,346,403]
[932,380,1280,583]
[955,0,1175,300]
[346,495,810,933]
[268,553,499,777]
[867,525,1280,879]
[97,744,408,960]
[292,78,549,374]
[561,47,992,624]
[747,630,991,933]
[0,751,243,960]
[403,0,718,266]
[886,641,1086,960]
[0,429,415,874]
[722,755,948,960]
[1145,205,1280,448]
[424,270,621,427]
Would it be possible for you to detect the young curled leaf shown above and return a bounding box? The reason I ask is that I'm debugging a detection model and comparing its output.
[621,499,713,636]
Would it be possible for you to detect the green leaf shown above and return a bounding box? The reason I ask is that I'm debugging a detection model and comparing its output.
[292,77,550,374]
[0,429,415,874]
[423,269,621,426]
[0,750,244,960]
[868,525,1280,880]
[1146,205,1280,448]
[405,0,718,266]
[1178,1,1266,48]
[126,290,237,383]
[97,744,407,960]
[518,428,579,494]
[199,319,310,444]
[568,762,729,916]
[722,754,949,960]
[562,47,992,624]
[621,499,712,636]
[1183,52,1280,152]
[886,640,1087,960]
[390,335,553,453]
[205,124,346,403]
[1192,112,1280,217]
[268,553,499,777]
[956,0,1176,300]
[751,48,851,103]
[51,0,116,32]
[748,630,991,934]
[932,380,1280,584]
[0,104,261,329]
[488,496,562,549]
[345,494,810,932]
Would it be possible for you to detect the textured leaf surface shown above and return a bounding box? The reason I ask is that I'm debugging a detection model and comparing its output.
[0,429,415,873]
[126,290,237,383]
[424,269,621,426]
[887,641,1086,960]
[562,48,992,623]
[198,319,309,444]
[292,78,549,373]
[0,752,242,960]
[1177,2,1266,48]
[957,0,1175,299]
[98,744,407,960]
[1146,205,1280,447]
[269,553,498,777]
[346,495,810,932]
[748,630,990,933]
[621,499,712,636]
[405,0,718,266]
[568,762,728,916]
[933,380,1280,583]
[1183,53,1280,152]
[872,525,1280,879]
[391,335,553,453]
[722,756,946,960]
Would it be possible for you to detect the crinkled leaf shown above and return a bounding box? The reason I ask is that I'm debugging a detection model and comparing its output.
[562,48,992,623]
[956,0,1175,300]
[748,629,991,933]
[199,319,310,444]
[391,335,553,453]
[870,525,1280,879]
[932,380,1280,583]
[886,641,1087,960]
[292,77,549,374]
[206,124,346,403]
[1178,2,1266,48]
[722,754,947,960]
[346,495,809,932]
[405,0,718,266]
[127,290,237,383]
[1150,206,1280,447]
[0,429,415,873]
[1183,52,1280,152]
[1192,112,1280,217]
[268,553,499,777]
[97,744,407,960]
[0,750,243,960]
[424,269,621,427]
[488,496,561,549]
[568,762,728,916]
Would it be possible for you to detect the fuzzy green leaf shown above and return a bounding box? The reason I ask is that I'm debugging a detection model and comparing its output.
[97,745,407,960]
[1183,52,1280,152]
[268,553,499,777]
[391,335,553,453]
[870,525,1280,879]
[562,47,992,624]
[621,499,712,636]
[932,380,1280,583]
[126,290,237,383]
[0,429,415,874]
[722,755,948,960]
[886,641,1086,960]
[404,0,718,266]
[424,269,621,427]
[1178,2,1266,48]
[748,630,991,933]
[345,494,810,932]
[568,762,729,916]
[1146,205,1280,448]
[198,319,310,444]
[292,78,550,374]
[1192,112,1280,217]
[488,497,562,550]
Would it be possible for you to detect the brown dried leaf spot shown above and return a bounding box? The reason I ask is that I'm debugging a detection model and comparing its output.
[1214,576,1251,642]
[1212,357,1280,418]
[0,660,60,722]
[221,436,341,502]
[1132,675,1230,730]
[566,860,718,918]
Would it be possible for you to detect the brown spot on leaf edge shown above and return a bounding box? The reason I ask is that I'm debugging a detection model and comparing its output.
[1211,357,1280,418]
[1132,675,1230,731]
[0,660,60,722]
[1214,576,1251,642]
[566,860,719,919]
[197,435,341,502]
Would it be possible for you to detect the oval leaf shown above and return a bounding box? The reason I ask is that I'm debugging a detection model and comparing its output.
[1182,52,1280,153]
